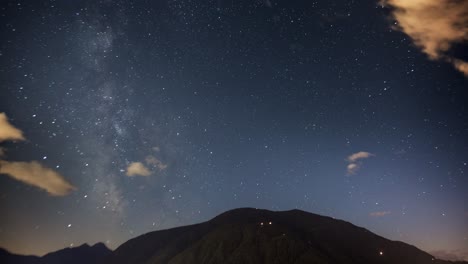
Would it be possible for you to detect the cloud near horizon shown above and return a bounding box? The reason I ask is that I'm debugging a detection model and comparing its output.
[0,113,25,142]
[381,0,468,76]
[431,249,468,262]
[126,162,151,177]
[370,211,391,217]
[0,160,76,196]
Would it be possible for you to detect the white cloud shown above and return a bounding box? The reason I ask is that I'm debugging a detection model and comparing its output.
[0,160,76,196]
[126,162,151,177]
[347,151,374,163]
[347,163,360,175]
[346,151,374,175]
[381,0,468,76]
[0,113,25,142]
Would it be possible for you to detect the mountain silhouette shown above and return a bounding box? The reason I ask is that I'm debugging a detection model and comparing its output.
[1,208,466,264]
[0,242,111,264]
[105,208,467,264]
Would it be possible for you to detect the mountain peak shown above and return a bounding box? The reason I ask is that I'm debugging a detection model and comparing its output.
[2,208,465,264]
[91,242,109,250]
[106,208,465,264]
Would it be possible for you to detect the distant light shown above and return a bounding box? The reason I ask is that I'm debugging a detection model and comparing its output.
[260,222,264,226]
[379,251,384,256]
[67,224,72,228]
[268,221,272,225]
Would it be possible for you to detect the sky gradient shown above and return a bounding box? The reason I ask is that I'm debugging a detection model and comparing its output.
[0,0,467,261]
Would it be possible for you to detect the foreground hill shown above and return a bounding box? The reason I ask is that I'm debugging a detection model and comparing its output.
[0,242,111,264]
[106,208,466,264]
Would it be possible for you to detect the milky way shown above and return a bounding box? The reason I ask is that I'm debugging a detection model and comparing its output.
[0,0,467,261]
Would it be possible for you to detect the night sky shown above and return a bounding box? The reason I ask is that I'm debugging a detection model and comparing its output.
[1,0,467,261]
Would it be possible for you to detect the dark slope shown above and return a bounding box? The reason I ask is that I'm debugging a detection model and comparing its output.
[0,242,111,264]
[0,248,41,264]
[41,242,112,264]
[107,208,466,264]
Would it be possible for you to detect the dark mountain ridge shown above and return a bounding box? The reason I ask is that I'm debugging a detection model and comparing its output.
[1,208,466,264]
[107,208,467,264]
[0,242,111,264]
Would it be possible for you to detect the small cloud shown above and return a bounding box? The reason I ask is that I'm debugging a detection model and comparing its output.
[145,155,167,170]
[347,151,374,163]
[0,160,76,196]
[346,151,374,175]
[0,113,25,142]
[381,0,468,77]
[347,163,360,175]
[453,59,468,76]
[152,146,160,152]
[126,162,151,177]
[370,211,391,217]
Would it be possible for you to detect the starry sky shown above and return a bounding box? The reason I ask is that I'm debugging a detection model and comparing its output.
[1,0,467,261]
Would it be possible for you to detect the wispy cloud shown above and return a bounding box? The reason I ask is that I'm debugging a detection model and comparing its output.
[346,151,374,175]
[0,113,76,196]
[126,162,151,177]
[370,211,391,217]
[145,155,168,171]
[347,151,374,163]
[347,163,360,175]
[125,154,167,178]
[0,113,25,142]
[381,0,468,76]
[0,160,76,196]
